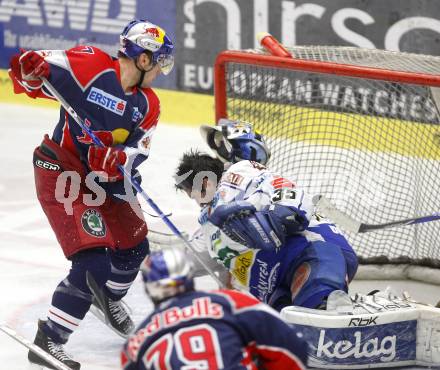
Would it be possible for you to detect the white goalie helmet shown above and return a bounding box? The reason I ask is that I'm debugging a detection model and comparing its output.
[141,246,194,304]
[200,119,271,165]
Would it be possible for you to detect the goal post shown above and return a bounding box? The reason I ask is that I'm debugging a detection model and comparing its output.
[214,42,440,283]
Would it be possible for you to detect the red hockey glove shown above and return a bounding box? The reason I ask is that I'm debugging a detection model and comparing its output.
[9,51,49,95]
[19,50,50,82]
[88,146,127,181]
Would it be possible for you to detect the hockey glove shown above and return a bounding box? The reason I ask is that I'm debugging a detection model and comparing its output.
[208,201,284,251]
[265,203,309,236]
[19,50,50,84]
[88,145,127,182]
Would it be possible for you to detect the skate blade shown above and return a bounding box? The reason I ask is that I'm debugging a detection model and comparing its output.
[89,304,130,339]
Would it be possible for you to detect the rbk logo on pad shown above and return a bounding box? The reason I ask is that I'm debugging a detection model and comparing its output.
[87,87,126,116]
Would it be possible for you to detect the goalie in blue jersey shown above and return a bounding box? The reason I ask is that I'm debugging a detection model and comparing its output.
[174,119,358,311]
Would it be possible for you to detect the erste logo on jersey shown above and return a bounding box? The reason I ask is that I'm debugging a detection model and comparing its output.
[87,87,126,116]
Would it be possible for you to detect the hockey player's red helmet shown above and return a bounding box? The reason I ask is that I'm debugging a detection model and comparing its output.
[141,246,194,304]
[119,19,174,75]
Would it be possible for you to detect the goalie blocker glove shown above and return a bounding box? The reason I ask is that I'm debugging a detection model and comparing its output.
[209,201,308,251]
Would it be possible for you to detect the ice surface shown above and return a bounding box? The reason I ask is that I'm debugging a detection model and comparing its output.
[0,103,438,369]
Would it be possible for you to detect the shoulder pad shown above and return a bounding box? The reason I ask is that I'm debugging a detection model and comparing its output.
[138,88,160,131]
[65,46,114,89]
[220,160,265,190]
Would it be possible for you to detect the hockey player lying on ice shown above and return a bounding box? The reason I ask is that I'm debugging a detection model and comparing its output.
[121,246,308,370]
[9,19,174,369]
[175,119,440,369]
[174,119,358,311]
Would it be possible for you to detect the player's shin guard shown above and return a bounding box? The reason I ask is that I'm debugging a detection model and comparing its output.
[44,278,94,344]
[42,248,110,343]
[33,279,90,368]
[104,239,149,300]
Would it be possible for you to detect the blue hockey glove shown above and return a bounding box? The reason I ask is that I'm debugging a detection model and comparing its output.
[265,203,309,236]
[208,201,284,251]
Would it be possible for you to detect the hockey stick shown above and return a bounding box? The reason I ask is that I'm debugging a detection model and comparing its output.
[40,78,225,288]
[0,324,72,370]
[314,195,440,233]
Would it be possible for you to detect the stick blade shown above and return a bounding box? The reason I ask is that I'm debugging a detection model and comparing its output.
[313,195,362,233]
[0,324,73,370]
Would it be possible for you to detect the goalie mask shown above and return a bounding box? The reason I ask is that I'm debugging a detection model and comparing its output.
[141,246,194,304]
[200,119,271,165]
[119,19,174,75]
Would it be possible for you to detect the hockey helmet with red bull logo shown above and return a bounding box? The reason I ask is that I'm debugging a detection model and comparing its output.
[141,246,194,304]
[119,19,174,75]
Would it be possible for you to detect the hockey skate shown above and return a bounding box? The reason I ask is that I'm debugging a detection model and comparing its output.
[86,271,134,338]
[28,320,80,370]
[281,289,440,368]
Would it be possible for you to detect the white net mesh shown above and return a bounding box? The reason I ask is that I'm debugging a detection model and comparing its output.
[218,46,440,268]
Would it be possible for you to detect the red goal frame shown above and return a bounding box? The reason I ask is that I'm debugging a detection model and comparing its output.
[214,50,440,122]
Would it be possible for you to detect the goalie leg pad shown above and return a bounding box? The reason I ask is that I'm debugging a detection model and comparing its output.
[285,241,348,308]
[281,292,440,368]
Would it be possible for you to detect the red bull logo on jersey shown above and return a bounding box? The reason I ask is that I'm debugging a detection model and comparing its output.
[76,119,130,146]
[87,87,127,116]
[126,297,224,361]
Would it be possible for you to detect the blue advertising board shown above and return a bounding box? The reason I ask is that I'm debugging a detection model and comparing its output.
[0,0,177,89]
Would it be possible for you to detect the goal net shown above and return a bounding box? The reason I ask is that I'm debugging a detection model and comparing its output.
[214,46,440,279]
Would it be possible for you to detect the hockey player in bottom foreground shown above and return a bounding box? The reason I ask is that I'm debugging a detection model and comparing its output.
[121,246,308,370]
[174,120,358,311]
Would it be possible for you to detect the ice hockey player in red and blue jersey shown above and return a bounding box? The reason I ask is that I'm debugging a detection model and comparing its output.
[8,19,174,369]
[121,246,308,370]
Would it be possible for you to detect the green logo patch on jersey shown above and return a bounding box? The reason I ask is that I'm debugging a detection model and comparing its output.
[81,209,106,238]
